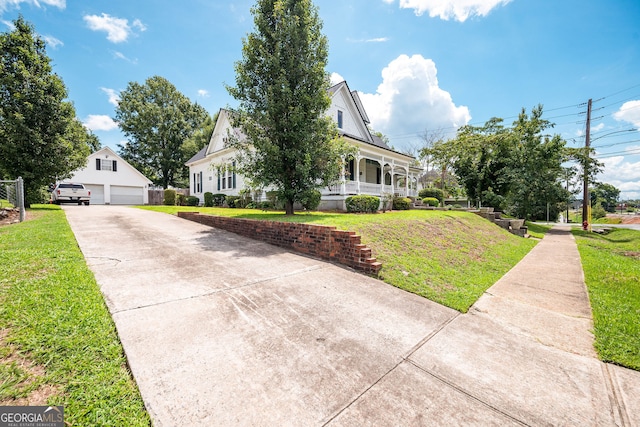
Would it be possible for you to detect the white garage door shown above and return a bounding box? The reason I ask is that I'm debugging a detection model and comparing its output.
[111,185,144,205]
[85,184,104,205]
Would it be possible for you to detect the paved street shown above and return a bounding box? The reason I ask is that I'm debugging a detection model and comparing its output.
[64,205,639,426]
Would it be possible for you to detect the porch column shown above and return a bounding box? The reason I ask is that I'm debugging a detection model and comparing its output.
[380,156,385,196]
[406,166,409,197]
[356,155,361,194]
[390,161,395,195]
[340,156,347,195]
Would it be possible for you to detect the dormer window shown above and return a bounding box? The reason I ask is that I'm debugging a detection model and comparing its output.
[337,110,343,129]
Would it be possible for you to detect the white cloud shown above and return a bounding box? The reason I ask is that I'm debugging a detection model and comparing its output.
[83,114,117,131]
[83,13,145,43]
[613,100,640,129]
[358,54,470,145]
[386,0,512,22]
[348,37,389,43]
[591,122,605,132]
[111,50,137,64]
[197,89,209,98]
[0,0,65,13]
[2,19,15,29]
[43,35,63,49]
[599,154,640,199]
[101,87,119,106]
[330,72,345,86]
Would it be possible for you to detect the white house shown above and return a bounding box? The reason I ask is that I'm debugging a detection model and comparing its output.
[186,80,422,210]
[67,146,153,205]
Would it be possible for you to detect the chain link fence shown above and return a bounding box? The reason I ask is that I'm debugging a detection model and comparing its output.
[0,177,26,222]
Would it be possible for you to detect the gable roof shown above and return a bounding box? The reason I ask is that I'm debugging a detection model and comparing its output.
[196,81,414,163]
[90,146,152,183]
[186,146,207,164]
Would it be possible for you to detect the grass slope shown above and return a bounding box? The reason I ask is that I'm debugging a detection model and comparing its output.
[573,228,640,370]
[0,205,149,425]
[140,206,536,312]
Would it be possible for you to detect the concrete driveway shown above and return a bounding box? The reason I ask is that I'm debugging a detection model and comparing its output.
[63,205,639,426]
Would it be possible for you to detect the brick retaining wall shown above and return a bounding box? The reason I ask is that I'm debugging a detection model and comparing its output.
[177,212,382,275]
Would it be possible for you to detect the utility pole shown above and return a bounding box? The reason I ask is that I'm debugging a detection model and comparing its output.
[582,99,592,231]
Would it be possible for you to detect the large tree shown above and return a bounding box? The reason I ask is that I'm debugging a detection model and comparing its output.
[0,16,99,206]
[426,106,576,220]
[591,182,620,212]
[115,76,209,188]
[226,0,349,215]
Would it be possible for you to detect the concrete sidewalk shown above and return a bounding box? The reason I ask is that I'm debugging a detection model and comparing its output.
[63,207,639,426]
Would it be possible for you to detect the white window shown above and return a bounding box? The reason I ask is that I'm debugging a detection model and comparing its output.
[96,158,117,172]
[337,110,343,129]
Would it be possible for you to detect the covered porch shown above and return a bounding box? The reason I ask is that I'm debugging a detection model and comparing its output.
[322,152,421,199]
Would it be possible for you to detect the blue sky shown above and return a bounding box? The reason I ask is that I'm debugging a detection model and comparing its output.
[2,0,640,199]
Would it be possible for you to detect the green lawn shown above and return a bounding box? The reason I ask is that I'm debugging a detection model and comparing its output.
[573,228,640,370]
[140,206,537,312]
[0,205,150,425]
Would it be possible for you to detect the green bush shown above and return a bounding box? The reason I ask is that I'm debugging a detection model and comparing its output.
[423,197,439,207]
[258,201,274,210]
[300,189,322,211]
[212,193,226,207]
[345,195,380,213]
[176,193,187,206]
[393,197,412,210]
[163,189,176,206]
[225,195,240,208]
[266,191,284,210]
[418,187,444,203]
[236,189,252,208]
[186,196,199,206]
[592,203,607,220]
[204,192,214,207]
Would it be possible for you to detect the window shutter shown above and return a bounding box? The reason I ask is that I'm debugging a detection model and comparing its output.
[112,160,117,172]
[217,173,220,191]
[96,158,101,170]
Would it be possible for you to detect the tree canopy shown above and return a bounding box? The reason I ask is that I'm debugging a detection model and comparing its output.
[0,16,99,206]
[591,182,620,212]
[424,106,590,220]
[115,75,209,188]
[226,0,349,215]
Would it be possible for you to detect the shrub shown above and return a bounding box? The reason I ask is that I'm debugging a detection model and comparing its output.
[381,192,394,213]
[258,201,274,210]
[393,197,412,210]
[300,189,322,211]
[418,187,444,203]
[204,192,214,207]
[176,193,187,206]
[266,191,284,210]
[236,189,252,208]
[163,189,176,206]
[592,203,607,220]
[186,196,199,206]
[345,195,380,213]
[212,193,226,207]
[423,197,439,207]
[225,195,240,208]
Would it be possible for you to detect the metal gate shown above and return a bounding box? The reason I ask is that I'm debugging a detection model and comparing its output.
[0,177,25,222]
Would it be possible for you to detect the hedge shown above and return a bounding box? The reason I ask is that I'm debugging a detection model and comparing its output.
[345,195,380,213]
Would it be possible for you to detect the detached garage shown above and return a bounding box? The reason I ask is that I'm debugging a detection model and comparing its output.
[68,147,152,205]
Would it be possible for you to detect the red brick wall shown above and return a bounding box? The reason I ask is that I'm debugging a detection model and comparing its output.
[177,212,381,274]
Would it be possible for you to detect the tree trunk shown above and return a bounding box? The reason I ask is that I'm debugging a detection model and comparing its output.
[285,199,295,216]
